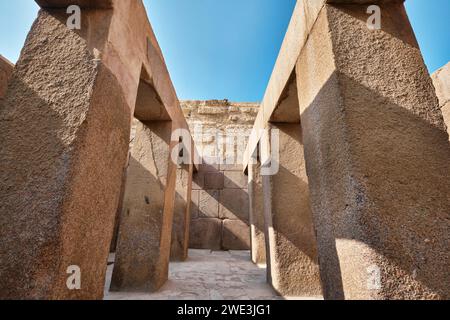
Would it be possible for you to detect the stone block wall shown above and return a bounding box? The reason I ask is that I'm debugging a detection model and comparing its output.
[181,100,259,250]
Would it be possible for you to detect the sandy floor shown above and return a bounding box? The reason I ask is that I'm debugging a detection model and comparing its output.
[104,250,282,300]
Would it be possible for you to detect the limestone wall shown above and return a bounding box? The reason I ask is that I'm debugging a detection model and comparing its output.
[432,62,450,137]
[0,55,13,99]
[181,100,259,250]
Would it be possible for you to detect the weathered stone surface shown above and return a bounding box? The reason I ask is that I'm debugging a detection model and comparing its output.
[432,62,450,138]
[111,120,176,292]
[199,190,219,218]
[296,3,450,299]
[222,220,251,251]
[189,219,222,250]
[171,164,193,261]
[204,172,225,189]
[219,189,249,223]
[263,124,322,298]
[0,10,130,300]
[248,163,266,265]
[0,55,13,99]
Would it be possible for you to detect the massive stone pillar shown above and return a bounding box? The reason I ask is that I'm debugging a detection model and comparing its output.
[0,10,130,299]
[248,162,266,265]
[262,123,322,298]
[296,2,450,299]
[170,163,194,261]
[110,120,176,292]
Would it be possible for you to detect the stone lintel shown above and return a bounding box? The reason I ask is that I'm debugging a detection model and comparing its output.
[242,0,405,171]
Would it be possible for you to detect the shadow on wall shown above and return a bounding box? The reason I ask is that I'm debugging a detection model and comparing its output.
[301,70,450,300]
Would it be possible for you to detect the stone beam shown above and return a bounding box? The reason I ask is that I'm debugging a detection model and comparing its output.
[0,55,13,99]
[242,0,405,170]
[262,124,322,298]
[297,2,449,299]
[242,0,326,170]
[269,73,300,123]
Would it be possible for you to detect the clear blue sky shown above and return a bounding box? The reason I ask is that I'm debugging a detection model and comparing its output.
[0,0,449,102]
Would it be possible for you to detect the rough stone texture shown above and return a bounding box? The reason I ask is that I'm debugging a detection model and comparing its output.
[189,219,222,250]
[111,120,176,292]
[432,62,450,138]
[0,10,130,300]
[222,220,251,251]
[0,55,13,99]
[248,163,267,265]
[105,250,284,300]
[182,101,257,250]
[170,164,193,261]
[262,124,322,298]
[296,3,450,299]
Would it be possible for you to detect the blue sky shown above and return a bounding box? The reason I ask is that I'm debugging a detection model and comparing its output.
[0,0,449,102]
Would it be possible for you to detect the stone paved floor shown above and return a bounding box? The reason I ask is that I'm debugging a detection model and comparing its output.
[104,250,282,300]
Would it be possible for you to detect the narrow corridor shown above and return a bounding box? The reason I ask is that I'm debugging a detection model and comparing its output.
[104,250,280,300]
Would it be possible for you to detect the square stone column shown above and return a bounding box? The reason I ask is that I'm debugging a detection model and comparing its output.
[170,163,194,261]
[110,120,177,292]
[0,10,130,300]
[248,162,266,265]
[296,2,450,299]
[262,123,322,298]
